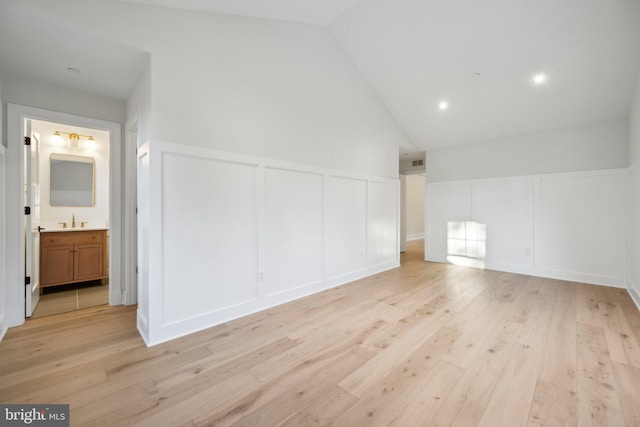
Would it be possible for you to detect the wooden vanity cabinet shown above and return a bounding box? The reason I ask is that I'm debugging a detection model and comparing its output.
[40,230,109,287]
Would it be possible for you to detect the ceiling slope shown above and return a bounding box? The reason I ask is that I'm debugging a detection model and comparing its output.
[0,0,148,100]
[114,0,360,25]
[330,0,640,149]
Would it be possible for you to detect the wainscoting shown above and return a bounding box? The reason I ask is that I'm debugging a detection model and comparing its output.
[426,169,628,287]
[137,140,400,346]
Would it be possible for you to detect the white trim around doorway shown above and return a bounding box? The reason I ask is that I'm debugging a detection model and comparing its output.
[5,104,128,328]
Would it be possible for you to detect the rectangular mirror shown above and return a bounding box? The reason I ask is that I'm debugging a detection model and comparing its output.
[50,153,95,206]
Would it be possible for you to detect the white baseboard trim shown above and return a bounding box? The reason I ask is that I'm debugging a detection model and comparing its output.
[5,306,25,329]
[145,260,400,346]
[137,311,150,346]
[407,233,424,241]
[629,280,640,312]
[0,316,7,343]
[425,254,625,288]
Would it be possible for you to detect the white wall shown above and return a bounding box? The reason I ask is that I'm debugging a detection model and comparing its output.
[0,144,5,340]
[126,59,151,146]
[629,70,640,307]
[19,1,409,179]
[426,170,628,287]
[32,121,110,229]
[0,72,5,338]
[137,140,399,346]
[0,70,6,339]
[426,118,628,182]
[1,72,126,146]
[405,174,425,240]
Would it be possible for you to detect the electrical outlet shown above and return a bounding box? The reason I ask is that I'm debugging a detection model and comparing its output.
[258,270,265,282]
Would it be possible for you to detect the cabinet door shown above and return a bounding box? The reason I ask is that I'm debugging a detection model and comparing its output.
[74,244,104,282]
[41,246,74,286]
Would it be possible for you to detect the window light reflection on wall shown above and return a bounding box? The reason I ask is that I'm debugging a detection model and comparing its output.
[446,221,487,268]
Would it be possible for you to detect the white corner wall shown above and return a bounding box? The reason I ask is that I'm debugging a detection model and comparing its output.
[0,71,6,340]
[0,144,6,341]
[629,71,640,308]
[426,169,628,288]
[137,140,400,346]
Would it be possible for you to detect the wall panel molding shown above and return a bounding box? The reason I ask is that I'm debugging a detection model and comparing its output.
[426,168,628,288]
[138,140,399,346]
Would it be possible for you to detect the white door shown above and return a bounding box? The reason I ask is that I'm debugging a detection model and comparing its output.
[24,120,41,317]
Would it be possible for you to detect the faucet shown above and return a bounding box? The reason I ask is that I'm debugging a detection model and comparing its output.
[72,214,76,228]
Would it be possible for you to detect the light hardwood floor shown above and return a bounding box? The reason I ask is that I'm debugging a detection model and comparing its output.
[1,240,640,426]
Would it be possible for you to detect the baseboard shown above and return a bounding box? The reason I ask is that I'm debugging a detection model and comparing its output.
[144,260,400,346]
[425,254,625,289]
[137,311,150,346]
[407,233,424,241]
[629,280,640,312]
[0,316,7,343]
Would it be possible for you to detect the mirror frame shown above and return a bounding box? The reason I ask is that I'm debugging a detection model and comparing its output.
[49,153,96,207]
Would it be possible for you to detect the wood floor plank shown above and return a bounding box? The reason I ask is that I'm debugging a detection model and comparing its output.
[334,327,461,425]
[538,281,578,392]
[337,317,452,398]
[430,320,523,427]
[611,361,640,427]
[226,347,372,427]
[576,322,626,427]
[527,379,577,427]
[1,240,639,426]
[478,343,543,426]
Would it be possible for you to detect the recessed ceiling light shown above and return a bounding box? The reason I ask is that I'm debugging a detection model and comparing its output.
[532,73,547,85]
[66,67,81,75]
[438,101,449,111]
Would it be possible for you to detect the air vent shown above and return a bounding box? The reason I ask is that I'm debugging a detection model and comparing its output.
[412,159,424,167]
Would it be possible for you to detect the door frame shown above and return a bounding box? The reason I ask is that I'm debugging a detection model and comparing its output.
[6,104,125,327]
[123,112,139,305]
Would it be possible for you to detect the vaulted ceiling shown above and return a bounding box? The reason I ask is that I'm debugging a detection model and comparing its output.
[1,0,640,151]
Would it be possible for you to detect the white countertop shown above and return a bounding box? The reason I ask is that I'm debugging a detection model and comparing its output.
[40,227,109,233]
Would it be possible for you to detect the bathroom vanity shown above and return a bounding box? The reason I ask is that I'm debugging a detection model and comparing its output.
[39,228,109,287]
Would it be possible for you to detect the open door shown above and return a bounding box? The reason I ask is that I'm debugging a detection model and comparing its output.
[24,120,41,317]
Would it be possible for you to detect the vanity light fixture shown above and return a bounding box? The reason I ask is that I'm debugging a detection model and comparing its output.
[50,131,65,146]
[53,130,96,149]
[84,136,97,150]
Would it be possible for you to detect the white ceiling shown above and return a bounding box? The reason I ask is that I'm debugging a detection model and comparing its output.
[330,0,640,149]
[114,0,360,25]
[1,0,640,150]
[0,1,148,100]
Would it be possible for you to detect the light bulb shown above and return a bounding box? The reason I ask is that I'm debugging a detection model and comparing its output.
[50,131,64,146]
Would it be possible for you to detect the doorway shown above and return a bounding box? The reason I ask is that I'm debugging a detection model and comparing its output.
[5,104,129,329]
[27,119,111,318]
[399,150,426,261]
